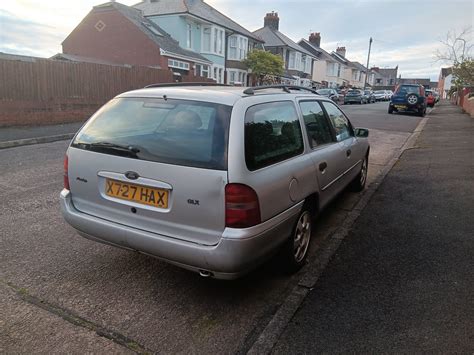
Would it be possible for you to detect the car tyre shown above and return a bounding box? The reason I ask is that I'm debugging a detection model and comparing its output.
[418,107,426,117]
[406,93,419,107]
[281,206,312,273]
[350,155,368,192]
[388,106,393,114]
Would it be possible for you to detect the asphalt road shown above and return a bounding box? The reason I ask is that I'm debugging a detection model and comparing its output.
[0,102,425,353]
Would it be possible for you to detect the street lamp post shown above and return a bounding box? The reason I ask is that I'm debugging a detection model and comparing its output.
[364,37,373,90]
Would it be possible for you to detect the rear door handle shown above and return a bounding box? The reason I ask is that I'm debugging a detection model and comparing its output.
[346,149,352,157]
[319,162,327,171]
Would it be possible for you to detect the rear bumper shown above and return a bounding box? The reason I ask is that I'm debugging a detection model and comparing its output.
[389,102,425,112]
[345,97,362,103]
[60,189,301,279]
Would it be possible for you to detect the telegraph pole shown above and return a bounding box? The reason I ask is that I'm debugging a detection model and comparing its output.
[364,37,373,90]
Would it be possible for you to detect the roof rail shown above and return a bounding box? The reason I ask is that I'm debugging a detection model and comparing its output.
[243,85,318,95]
[144,82,230,88]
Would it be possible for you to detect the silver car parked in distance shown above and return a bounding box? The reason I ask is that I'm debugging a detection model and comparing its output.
[60,84,370,280]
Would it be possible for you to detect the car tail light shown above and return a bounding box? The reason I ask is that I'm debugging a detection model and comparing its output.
[225,183,261,228]
[63,154,70,190]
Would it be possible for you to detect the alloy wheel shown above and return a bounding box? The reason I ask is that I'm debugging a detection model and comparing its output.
[293,211,311,263]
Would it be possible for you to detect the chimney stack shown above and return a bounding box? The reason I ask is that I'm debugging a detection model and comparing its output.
[309,32,321,47]
[336,46,346,57]
[264,12,279,31]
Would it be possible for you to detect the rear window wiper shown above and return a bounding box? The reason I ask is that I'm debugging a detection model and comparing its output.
[78,141,141,157]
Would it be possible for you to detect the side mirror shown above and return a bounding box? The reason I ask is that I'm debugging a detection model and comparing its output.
[355,128,369,138]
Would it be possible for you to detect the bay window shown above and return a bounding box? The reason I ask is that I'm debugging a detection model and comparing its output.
[228,35,248,60]
[202,25,225,56]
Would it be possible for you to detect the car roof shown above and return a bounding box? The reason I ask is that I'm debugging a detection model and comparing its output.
[116,85,326,105]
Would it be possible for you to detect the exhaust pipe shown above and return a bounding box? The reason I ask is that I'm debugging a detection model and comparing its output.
[199,270,214,278]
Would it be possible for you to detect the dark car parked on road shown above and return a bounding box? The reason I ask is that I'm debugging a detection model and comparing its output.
[388,84,427,117]
[344,89,367,105]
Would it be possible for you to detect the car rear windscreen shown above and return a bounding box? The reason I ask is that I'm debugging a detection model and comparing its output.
[71,98,232,170]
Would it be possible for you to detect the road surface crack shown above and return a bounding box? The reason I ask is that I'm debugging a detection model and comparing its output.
[1,279,153,354]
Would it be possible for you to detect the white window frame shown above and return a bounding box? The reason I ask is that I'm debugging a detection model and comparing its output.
[288,51,296,69]
[202,27,211,52]
[228,35,248,60]
[226,68,248,85]
[168,59,190,71]
[202,25,225,57]
[186,23,192,49]
[304,56,312,74]
[201,65,210,78]
[212,64,225,84]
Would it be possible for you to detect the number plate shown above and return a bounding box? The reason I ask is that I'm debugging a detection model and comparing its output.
[395,105,406,109]
[105,179,169,209]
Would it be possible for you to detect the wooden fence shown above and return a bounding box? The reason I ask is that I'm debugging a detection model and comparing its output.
[0,57,213,127]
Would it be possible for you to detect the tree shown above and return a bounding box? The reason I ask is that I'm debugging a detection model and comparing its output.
[435,27,474,88]
[243,50,284,85]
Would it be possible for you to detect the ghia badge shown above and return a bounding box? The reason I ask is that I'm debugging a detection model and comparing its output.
[125,171,139,180]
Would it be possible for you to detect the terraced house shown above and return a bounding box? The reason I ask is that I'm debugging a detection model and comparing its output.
[134,0,264,84]
[299,33,366,89]
[253,12,315,86]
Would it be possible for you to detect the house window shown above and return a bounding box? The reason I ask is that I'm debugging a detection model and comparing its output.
[202,25,224,56]
[229,36,237,58]
[288,51,296,69]
[337,64,341,77]
[203,27,211,52]
[295,52,302,70]
[304,56,311,74]
[186,23,192,48]
[201,65,209,78]
[168,59,190,70]
[228,35,248,60]
[239,37,247,59]
[218,29,224,55]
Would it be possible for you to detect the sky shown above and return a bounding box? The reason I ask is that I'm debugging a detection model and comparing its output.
[1,0,472,81]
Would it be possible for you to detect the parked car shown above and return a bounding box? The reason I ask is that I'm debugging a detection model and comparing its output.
[388,84,427,116]
[385,90,394,100]
[364,90,376,103]
[60,84,370,279]
[425,90,436,107]
[344,89,367,104]
[434,92,440,103]
[374,90,387,101]
[315,88,339,102]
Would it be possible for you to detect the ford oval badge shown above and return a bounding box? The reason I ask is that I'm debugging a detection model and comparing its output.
[125,171,139,180]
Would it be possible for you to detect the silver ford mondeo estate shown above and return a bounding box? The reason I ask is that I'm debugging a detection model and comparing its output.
[60,84,369,279]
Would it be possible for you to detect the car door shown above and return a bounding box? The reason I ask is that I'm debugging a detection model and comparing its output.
[320,101,362,190]
[298,99,343,208]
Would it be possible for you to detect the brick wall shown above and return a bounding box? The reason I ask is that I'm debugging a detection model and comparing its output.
[62,6,166,68]
[461,92,474,118]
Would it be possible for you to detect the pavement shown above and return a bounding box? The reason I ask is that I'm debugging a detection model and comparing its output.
[271,100,474,353]
[0,122,83,149]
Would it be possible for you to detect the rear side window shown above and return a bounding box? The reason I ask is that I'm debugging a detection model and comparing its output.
[321,102,353,142]
[72,98,231,170]
[245,101,304,171]
[299,101,334,148]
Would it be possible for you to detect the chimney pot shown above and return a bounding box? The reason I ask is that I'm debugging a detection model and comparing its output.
[264,11,280,31]
[336,46,346,57]
[309,32,321,47]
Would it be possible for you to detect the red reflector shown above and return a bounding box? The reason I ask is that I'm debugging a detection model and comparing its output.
[225,183,261,228]
[63,154,70,190]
